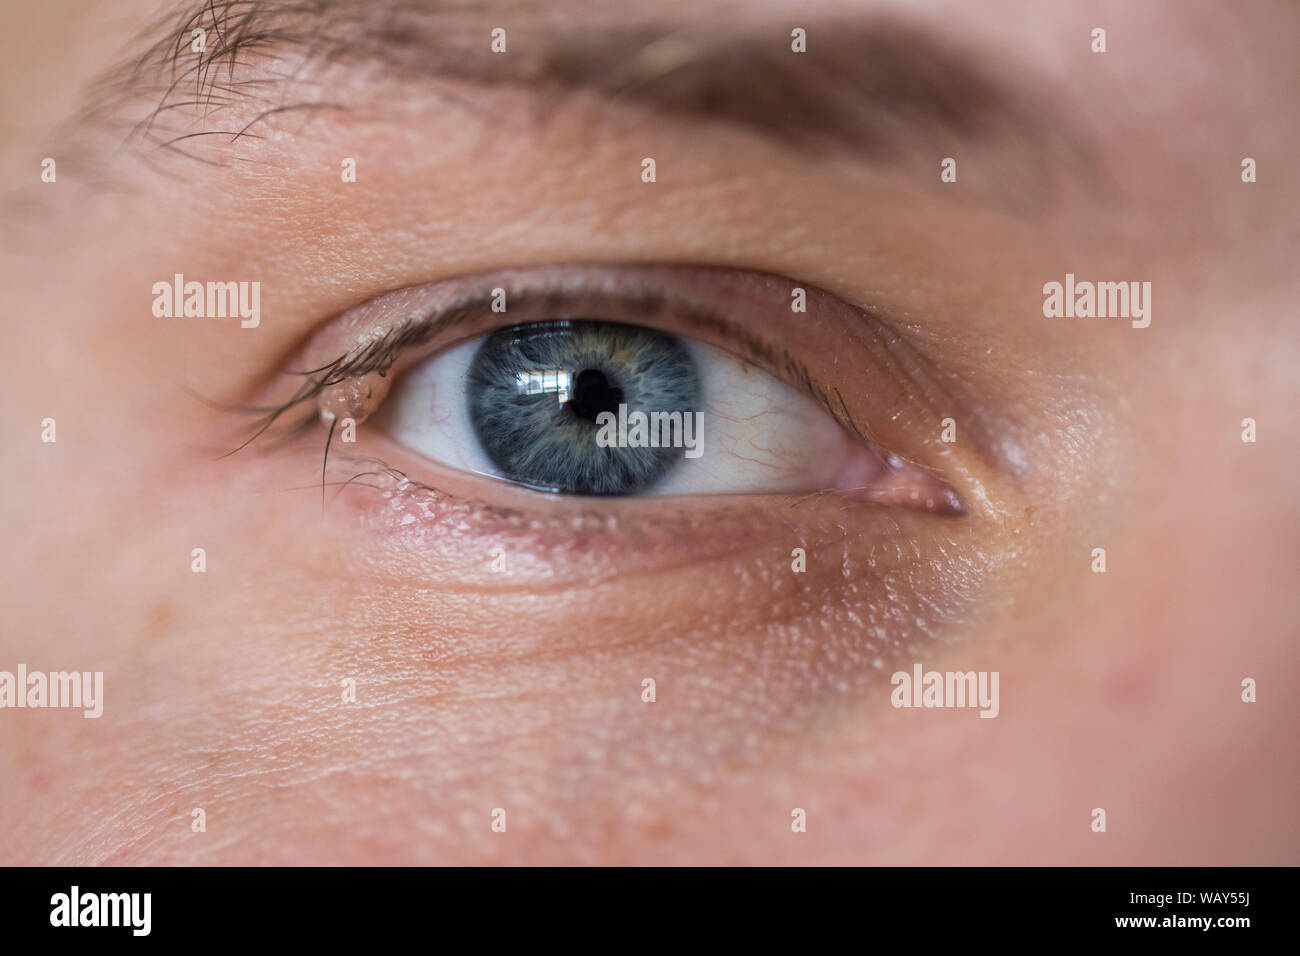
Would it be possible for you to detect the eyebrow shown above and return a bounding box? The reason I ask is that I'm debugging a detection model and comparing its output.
[80,0,1096,206]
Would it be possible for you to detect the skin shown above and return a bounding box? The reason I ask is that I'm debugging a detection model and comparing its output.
[0,0,1296,865]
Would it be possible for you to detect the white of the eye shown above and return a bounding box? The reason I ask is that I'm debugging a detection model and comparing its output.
[379,334,857,496]
[378,337,497,477]
[650,340,853,495]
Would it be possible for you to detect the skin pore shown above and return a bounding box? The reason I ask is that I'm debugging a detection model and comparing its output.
[0,0,1296,864]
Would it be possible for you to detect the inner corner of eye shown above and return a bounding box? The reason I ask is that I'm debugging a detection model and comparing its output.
[317,369,391,428]
[363,315,959,512]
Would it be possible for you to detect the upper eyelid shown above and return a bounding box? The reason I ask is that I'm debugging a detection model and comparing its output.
[255,269,848,442]
[329,281,775,380]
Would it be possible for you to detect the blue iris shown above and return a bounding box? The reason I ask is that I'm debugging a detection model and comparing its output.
[466,320,700,494]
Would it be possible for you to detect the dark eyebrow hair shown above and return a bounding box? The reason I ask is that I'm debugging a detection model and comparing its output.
[77,0,1099,207]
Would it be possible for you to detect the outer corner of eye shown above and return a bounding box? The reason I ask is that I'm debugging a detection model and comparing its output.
[361,310,963,514]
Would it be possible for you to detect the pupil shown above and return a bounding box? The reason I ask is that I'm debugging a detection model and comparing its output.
[567,368,623,422]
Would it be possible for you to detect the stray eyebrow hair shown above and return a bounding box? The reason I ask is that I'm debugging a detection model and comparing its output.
[79,0,1097,207]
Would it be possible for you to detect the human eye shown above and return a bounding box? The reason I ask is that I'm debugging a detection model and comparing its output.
[271,263,962,514]
[389,317,836,497]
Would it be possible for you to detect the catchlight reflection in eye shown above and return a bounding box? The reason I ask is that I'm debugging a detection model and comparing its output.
[515,369,572,402]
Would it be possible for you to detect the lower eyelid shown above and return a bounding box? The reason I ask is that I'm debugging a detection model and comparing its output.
[318,444,952,588]
[343,460,796,579]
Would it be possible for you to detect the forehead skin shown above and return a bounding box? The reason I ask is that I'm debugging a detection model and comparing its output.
[0,0,1296,865]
